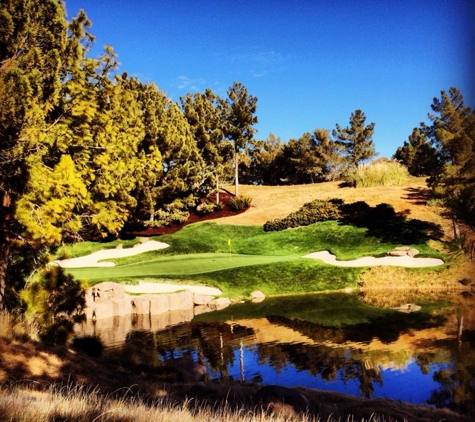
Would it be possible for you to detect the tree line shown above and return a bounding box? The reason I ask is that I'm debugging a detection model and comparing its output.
[1,0,474,310]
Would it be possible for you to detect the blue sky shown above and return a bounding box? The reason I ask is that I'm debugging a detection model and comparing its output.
[65,0,474,158]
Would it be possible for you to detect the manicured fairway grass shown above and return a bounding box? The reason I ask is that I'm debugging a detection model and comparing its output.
[67,253,300,281]
[61,220,445,298]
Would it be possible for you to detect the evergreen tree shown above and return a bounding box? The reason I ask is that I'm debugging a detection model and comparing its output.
[21,265,86,345]
[278,129,342,185]
[181,89,233,202]
[153,99,204,223]
[127,82,204,226]
[122,79,165,224]
[312,128,344,181]
[428,87,474,168]
[425,88,475,244]
[332,109,377,175]
[243,133,283,185]
[281,133,324,184]
[0,0,68,309]
[221,82,258,195]
[393,127,440,177]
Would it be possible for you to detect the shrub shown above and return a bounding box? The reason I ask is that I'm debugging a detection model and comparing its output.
[228,195,253,211]
[264,198,342,231]
[349,159,409,188]
[196,201,217,215]
[144,209,190,227]
[21,265,86,345]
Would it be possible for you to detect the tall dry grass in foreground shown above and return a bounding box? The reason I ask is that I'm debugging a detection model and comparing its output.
[0,310,38,342]
[0,383,394,422]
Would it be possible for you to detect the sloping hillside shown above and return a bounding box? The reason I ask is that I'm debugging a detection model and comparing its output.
[215,178,450,235]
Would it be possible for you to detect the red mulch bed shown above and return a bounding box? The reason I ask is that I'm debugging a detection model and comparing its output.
[124,192,244,237]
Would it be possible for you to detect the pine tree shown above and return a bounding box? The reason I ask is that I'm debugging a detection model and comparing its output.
[181,89,233,203]
[221,82,258,196]
[243,133,283,185]
[393,127,440,177]
[312,128,344,181]
[425,88,475,245]
[0,0,68,309]
[332,109,377,176]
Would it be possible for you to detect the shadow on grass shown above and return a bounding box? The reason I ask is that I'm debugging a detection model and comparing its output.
[338,201,444,244]
[403,186,431,206]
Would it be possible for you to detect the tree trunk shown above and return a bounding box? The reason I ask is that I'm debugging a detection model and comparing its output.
[234,153,240,197]
[0,190,11,310]
[452,217,460,239]
[0,234,9,310]
[216,177,220,205]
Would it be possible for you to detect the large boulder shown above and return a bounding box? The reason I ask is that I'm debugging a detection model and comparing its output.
[209,297,231,310]
[193,293,214,306]
[251,290,265,302]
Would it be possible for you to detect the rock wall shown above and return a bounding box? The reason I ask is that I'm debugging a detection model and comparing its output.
[86,282,192,320]
[84,282,231,321]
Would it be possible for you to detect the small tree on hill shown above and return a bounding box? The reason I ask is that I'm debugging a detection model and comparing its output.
[220,82,258,196]
[332,110,377,179]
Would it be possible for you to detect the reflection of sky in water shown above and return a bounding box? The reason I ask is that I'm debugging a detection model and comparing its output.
[203,347,449,406]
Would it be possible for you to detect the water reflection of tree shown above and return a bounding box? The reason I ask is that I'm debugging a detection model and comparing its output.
[341,362,383,399]
[419,330,475,416]
[123,330,159,367]
[255,340,384,398]
[153,322,254,378]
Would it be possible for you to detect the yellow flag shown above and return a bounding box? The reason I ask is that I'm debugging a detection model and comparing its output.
[228,238,231,246]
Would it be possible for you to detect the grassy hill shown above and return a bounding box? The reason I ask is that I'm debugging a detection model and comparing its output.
[214,178,449,233]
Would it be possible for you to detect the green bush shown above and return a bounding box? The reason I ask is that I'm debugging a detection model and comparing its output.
[21,265,86,345]
[197,201,217,215]
[264,198,342,231]
[144,209,190,227]
[228,195,253,211]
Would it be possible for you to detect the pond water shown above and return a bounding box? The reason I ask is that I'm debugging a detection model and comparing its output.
[74,290,475,416]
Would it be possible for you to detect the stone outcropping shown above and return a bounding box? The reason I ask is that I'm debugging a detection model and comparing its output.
[386,246,419,257]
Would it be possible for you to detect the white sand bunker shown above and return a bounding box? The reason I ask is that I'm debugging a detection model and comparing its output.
[304,250,444,268]
[124,281,222,296]
[55,240,169,268]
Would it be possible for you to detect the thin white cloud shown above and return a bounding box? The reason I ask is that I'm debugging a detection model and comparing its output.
[230,48,290,77]
[176,75,207,91]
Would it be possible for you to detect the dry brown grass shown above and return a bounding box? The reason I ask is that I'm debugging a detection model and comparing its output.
[1,381,469,422]
[359,262,475,308]
[217,178,451,236]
